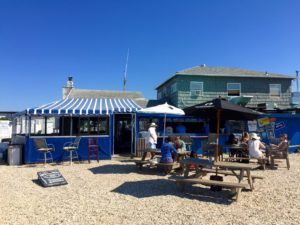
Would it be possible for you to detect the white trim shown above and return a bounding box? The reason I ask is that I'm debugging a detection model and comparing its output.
[86,98,93,115]
[79,99,89,115]
[66,98,79,114]
[93,98,98,114]
[190,81,203,97]
[72,98,84,114]
[104,99,109,115]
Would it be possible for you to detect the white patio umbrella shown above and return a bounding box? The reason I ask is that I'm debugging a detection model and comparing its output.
[137,103,185,142]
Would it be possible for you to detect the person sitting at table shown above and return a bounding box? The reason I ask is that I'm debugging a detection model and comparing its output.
[238,131,250,162]
[174,136,186,152]
[226,133,239,157]
[160,136,178,163]
[270,133,289,151]
[241,131,249,144]
[248,133,266,159]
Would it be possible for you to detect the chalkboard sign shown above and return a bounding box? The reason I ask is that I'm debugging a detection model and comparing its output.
[37,170,68,187]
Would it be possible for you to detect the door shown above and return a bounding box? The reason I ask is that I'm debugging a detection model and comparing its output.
[113,114,133,154]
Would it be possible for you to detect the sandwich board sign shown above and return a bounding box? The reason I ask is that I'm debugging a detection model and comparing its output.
[37,169,68,187]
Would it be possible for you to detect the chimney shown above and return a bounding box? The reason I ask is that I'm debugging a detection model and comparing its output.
[62,76,74,99]
[67,76,74,88]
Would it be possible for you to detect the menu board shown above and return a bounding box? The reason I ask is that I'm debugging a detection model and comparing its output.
[37,170,68,187]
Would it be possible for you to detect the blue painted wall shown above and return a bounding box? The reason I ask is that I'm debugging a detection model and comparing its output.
[24,136,112,164]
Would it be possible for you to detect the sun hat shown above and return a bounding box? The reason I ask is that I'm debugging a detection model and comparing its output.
[250,133,260,140]
[150,122,157,127]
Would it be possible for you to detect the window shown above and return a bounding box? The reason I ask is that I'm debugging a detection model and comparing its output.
[79,118,89,134]
[46,117,60,135]
[78,116,109,135]
[269,84,281,97]
[170,82,177,94]
[162,87,167,97]
[227,83,241,96]
[157,91,162,100]
[30,117,45,135]
[190,81,203,96]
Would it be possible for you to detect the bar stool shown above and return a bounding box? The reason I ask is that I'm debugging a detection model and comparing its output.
[88,138,99,163]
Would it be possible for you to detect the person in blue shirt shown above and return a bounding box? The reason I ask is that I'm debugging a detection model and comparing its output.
[160,136,178,163]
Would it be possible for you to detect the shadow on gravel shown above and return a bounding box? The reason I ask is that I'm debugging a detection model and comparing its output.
[112,178,233,205]
[89,164,169,176]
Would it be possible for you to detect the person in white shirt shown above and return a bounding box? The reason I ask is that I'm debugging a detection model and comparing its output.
[147,122,158,149]
[141,122,158,161]
[248,133,265,158]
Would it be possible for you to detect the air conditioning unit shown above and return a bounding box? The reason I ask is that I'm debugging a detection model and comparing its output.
[190,90,202,96]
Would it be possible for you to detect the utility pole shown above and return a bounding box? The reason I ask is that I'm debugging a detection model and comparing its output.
[123,48,129,92]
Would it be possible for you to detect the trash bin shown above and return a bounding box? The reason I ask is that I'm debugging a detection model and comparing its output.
[7,144,23,165]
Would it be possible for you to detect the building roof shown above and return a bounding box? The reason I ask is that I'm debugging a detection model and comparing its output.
[67,89,148,108]
[156,66,296,89]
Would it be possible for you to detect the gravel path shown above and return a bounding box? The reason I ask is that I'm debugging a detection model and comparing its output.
[1,154,300,225]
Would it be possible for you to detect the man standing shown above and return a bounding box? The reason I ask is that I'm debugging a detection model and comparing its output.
[141,122,158,160]
[147,122,158,150]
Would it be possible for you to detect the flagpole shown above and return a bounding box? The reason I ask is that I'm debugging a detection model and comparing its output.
[123,48,129,92]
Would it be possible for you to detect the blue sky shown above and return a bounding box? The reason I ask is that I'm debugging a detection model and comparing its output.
[0,0,299,111]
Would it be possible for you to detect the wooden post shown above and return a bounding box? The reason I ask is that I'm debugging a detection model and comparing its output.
[215,109,221,161]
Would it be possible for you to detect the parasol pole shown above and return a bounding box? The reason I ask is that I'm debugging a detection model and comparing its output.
[215,109,221,162]
[163,113,166,143]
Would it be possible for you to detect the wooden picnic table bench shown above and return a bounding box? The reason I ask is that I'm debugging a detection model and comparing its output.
[223,157,268,170]
[135,160,150,170]
[201,168,263,183]
[171,176,248,201]
[134,160,180,174]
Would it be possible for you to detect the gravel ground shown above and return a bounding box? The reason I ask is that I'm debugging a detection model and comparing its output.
[0,154,300,225]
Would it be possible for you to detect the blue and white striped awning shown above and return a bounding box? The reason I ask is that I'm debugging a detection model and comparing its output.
[26,98,142,115]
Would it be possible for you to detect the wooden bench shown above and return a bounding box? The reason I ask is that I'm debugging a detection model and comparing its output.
[201,168,263,183]
[135,160,180,174]
[223,157,267,170]
[135,160,150,170]
[156,162,181,174]
[171,176,248,201]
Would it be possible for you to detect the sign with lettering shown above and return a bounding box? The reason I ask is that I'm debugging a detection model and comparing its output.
[37,170,68,187]
[275,121,285,130]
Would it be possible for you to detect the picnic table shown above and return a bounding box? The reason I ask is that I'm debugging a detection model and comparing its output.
[179,158,260,190]
[213,161,260,190]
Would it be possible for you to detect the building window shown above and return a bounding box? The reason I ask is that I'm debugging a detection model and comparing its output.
[269,84,281,97]
[162,87,167,97]
[190,81,203,96]
[46,117,60,135]
[157,91,162,100]
[227,83,241,96]
[170,82,177,94]
[30,117,45,135]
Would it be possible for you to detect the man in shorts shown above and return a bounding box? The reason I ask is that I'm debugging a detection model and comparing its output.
[141,122,158,160]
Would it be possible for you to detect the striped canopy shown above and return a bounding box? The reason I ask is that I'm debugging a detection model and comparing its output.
[26,98,142,115]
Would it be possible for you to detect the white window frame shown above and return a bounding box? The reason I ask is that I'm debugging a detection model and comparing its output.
[227,83,241,96]
[190,81,203,96]
[269,84,281,98]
